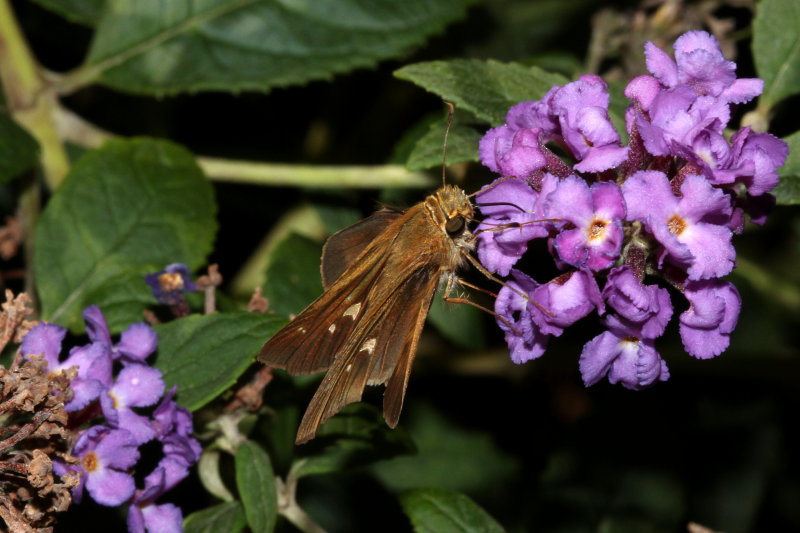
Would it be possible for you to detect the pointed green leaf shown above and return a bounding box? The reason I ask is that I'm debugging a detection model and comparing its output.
[395,59,568,125]
[81,0,474,95]
[399,487,505,533]
[154,312,287,411]
[235,440,277,533]
[0,112,38,183]
[753,0,800,110]
[406,119,482,171]
[262,233,323,318]
[184,501,246,533]
[775,131,800,205]
[34,138,216,331]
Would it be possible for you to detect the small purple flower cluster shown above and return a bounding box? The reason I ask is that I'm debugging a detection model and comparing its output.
[145,263,197,306]
[476,31,788,389]
[21,306,200,532]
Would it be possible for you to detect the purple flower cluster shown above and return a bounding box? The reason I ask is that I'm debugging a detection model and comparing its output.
[477,32,788,389]
[21,306,200,532]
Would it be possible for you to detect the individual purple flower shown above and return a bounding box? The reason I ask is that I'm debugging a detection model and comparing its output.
[644,31,763,103]
[679,279,741,359]
[57,427,140,506]
[579,315,670,389]
[21,323,112,411]
[543,176,626,271]
[100,364,165,444]
[527,269,604,336]
[475,176,553,275]
[145,263,197,306]
[602,266,673,338]
[479,126,548,178]
[623,171,735,280]
[713,127,789,196]
[127,459,188,533]
[84,305,158,364]
[550,75,629,172]
[494,270,550,364]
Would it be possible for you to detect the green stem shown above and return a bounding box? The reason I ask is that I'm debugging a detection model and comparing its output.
[0,0,69,188]
[198,157,433,188]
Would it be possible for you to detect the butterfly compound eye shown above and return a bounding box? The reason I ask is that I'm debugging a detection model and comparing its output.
[445,216,466,236]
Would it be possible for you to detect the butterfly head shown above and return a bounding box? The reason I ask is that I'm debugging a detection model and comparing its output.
[427,185,474,248]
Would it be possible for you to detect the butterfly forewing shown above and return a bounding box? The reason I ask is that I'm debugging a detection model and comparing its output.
[320,209,403,288]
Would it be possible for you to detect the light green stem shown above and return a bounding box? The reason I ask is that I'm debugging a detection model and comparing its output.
[0,0,69,189]
[198,157,433,188]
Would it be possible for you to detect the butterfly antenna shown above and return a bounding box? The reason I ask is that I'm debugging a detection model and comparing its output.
[442,102,455,187]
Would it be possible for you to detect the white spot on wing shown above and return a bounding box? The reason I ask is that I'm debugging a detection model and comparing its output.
[343,303,361,319]
[328,324,336,334]
[297,327,307,334]
[360,338,377,354]
[345,363,353,372]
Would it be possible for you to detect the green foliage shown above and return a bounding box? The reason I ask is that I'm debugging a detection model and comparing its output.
[235,440,278,533]
[262,233,323,318]
[395,59,568,125]
[0,112,38,183]
[35,138,216,331]
[406,118,483,171]
[399,487,506,533]
[371,404,516,493]
[155,312,286,411]
[290,404,416,478]
[775,131,800,205]
[428,291,487,351]
[31,0,106,26]
[80,0,475,95]
[753,0,800,110]
[183,501,246,533]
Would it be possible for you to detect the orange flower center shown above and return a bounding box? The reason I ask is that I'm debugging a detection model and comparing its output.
[587,218,607,241]
[159,272,184,291]
[82,452,99,472]
[667,214,687,235]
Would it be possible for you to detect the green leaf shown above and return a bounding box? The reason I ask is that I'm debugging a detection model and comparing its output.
[290,403,415,478]
[399,487,505,533]
[395,59,569,125]
[81,0,474,95]
[428,289,486,350]
[183,501,246,533]
[775,130,800,205]
[235,440,277,533]
[81,270,158,331]
[0,112,38,183]
[406,119,482,171]
[154,312,287,411]
[372,404,517,493]
[35,138,216,331]
[262,233,323,318]
[753,0,800,110]
[30,0,106,26]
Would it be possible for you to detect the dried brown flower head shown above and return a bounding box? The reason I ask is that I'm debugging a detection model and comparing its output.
[0,357,79,532]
